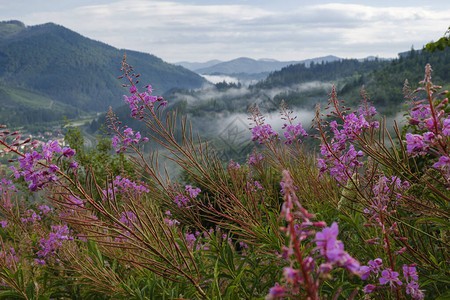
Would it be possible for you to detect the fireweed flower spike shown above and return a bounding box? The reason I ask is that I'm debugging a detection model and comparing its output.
[121,69,166,119]
[315,86,377,186]
[102,175,149,201]
[404,64,449,181]
[173,185,201,208]
[267,170,360,299]
[111,126,148,154]
[249,104,279,145]
[7,140,77,191]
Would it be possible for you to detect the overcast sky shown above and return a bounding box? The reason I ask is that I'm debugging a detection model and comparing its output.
[1,0,449,63]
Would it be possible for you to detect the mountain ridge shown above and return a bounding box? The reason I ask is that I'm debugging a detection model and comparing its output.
[180,55,341,75]
[0,20,206,128]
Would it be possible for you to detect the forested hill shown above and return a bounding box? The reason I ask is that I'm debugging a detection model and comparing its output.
[254,58,390,89]
[340,47,450,114]
[254,48,450,115]
[0,20,206,127]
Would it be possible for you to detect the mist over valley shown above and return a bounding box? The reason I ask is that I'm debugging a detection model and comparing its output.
[1,20,449,165]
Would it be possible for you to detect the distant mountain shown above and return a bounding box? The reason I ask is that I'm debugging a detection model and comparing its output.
[193,56,341,75]
[358,56,391,62]
[175,60,223,71]
[0,20,206,128]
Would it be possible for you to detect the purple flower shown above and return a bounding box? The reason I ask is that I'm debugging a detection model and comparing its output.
[68,196,84,207]
[266,283,285,299]
[119,211,138,229]
[174,194,190,208]
[379,269,402,287]
[443,117,450,136]
[38,204,53,215]
[403,265,418,281]
[69,161,78,169]
[229,160,241,169]
[103,176,149,201]
[36,225,73,262]
[359,265,371,280]
[283,267,300,285]
[185,233,196,249]
[283,123,308,144]
[433,155,450,170]
[319,262,333,273]
[410,104,431,121]
[364,284,377,294]
[315,222,360,273]
[62,147,75,158]
[405,133,428,156]
[239,241,248,249]
[129,86,137,94]
[41,140,61,161]
[280,245,294,260]
[315,222,339,255]
[22,209,41,224]
[406,281,424,299]
[422,132,435,143]
[111,135,120,147]
[368,258,383,273]
[358,105,377,119]
[111,128,146,153]
[164,218,180,227]
[254,181,263,190]
[0,178,17,194]
[339,253,360,273]
[248,154,263,165]
[123,128,134,136]
[185,185,201,198]
[0,220,7,228]
[12,141,77,191]
[251,124,278,144]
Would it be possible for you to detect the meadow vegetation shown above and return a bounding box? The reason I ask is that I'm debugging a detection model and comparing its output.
[0,49,448,299]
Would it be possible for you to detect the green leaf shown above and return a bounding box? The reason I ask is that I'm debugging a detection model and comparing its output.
[25,281,35,299]
[0,290,25,299]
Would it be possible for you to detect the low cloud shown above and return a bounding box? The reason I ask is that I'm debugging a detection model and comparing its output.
[168,80,326,154]
[201,74,240,84]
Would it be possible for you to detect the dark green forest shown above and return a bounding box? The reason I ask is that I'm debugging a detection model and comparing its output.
[255,47,450,114]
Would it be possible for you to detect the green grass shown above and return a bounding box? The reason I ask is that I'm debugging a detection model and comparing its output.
[0,85,73,112]
[0,86,59,109]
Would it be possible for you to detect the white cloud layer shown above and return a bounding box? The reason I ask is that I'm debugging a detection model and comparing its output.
[1,0,449,62]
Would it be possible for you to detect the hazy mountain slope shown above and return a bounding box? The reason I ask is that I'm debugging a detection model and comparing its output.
[194,55,341,75]
[0,20,206,116]
[175,60,223,71]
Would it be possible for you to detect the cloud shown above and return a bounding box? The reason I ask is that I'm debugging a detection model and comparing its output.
[201,75,240,84]
[4,1,450,62]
